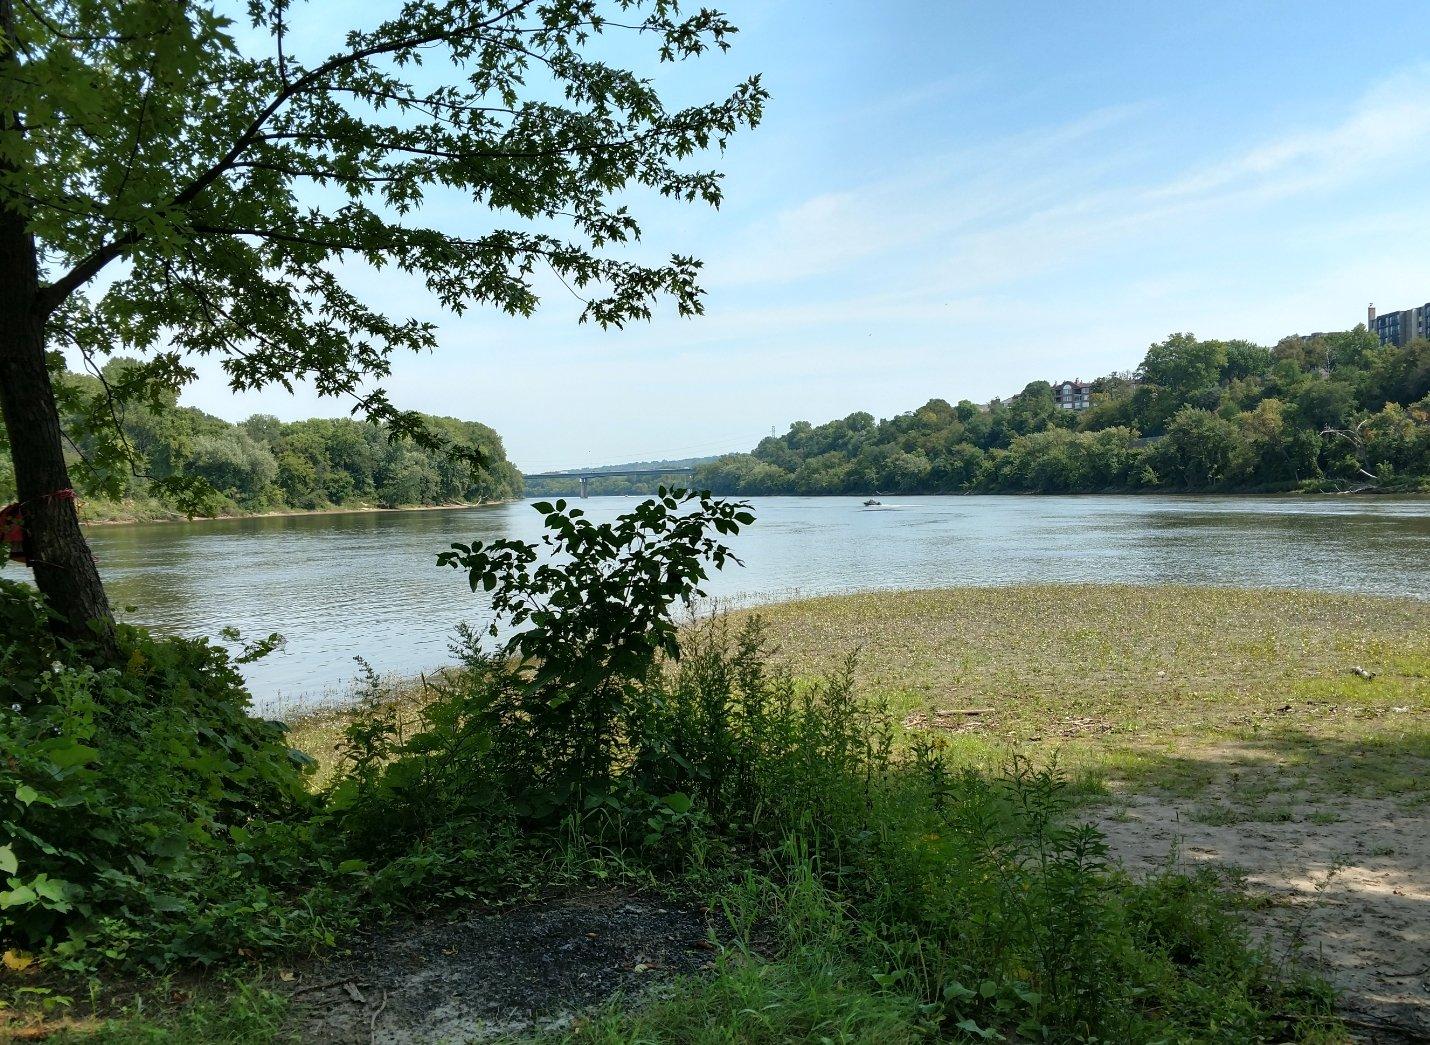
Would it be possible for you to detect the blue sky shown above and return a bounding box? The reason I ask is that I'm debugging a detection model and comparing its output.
[185,0,1430,470]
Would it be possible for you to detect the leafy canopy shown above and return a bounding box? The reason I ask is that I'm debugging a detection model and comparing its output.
[3,0,764,483]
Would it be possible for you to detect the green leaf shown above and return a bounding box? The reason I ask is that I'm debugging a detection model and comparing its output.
[944,981,976,1002]
[148,833,189,859]
[13,785,39,806]
[0,846,16,875]
[0,885,37,909]
[955,1019,1001,1041]
[39,740,100,770]
[660,792,693,814]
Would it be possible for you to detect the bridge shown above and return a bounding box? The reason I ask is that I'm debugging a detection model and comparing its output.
[524,467,696,498]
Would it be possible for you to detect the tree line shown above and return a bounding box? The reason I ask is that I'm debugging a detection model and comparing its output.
[0,358,523,518]
[694,329,1430,495]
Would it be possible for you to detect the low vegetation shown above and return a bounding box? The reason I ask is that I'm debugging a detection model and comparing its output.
[742,585,1430,805]
[5,497,1390,1041]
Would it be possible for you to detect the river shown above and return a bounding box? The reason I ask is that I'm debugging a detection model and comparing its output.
[81,495,1430,714]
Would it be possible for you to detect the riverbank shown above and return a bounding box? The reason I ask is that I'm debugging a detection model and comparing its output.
[13,583,1420,1040]
[291,583,1429,796]
[739,585,1430,1035]
[79,497,517,526]
[283,584,1429,1035]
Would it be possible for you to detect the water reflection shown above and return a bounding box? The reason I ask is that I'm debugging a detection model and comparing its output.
[82,496,1430,712]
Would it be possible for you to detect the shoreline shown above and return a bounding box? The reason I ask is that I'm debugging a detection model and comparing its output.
[76,489,1430,525]
[82,498,519,528]
[272,580,1430,721]
[525,488,1430,499]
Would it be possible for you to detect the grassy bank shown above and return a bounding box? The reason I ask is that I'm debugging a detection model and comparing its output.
[289,584,1430,808]
[735,585,1429,806]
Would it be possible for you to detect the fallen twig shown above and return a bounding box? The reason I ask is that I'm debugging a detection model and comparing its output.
[369,988,389,1042]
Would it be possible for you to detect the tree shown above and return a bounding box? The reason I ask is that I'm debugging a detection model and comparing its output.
[1139,333,1228,396]
[185,430,278,503]
[1223,340,1272,381]
[241,413,284,447]
[1149,408,1243,488]
[1292,380,1355,431]
[0,0,764,642]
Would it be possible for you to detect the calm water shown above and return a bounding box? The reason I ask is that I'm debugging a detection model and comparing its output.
[82,496,1430,713]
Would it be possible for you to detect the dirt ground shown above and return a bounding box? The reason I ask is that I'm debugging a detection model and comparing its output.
[1096,790,1429,1041]
[286,890,717,1043]
[278,809,1427,1044]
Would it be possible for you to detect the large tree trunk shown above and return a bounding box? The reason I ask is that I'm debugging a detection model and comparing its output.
[0,206,115,646]
[0,0,113,649]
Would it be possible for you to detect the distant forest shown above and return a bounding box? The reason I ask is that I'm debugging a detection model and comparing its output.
[0,358,523,520]
[692,329,1430,495]
[15,328,1428,518]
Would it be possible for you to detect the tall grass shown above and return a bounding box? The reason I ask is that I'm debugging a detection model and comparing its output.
[319,616,1339,1042]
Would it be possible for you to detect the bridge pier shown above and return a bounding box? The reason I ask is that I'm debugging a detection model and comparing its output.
[579,476,589,498]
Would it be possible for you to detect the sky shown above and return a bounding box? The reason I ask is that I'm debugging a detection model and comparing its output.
[178,0,1430,471]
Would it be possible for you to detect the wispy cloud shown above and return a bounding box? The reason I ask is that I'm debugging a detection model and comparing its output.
[1149,67,1430,204]
[939,70,1430,297]
[709,65,1430,308]
[705,101,1156,289]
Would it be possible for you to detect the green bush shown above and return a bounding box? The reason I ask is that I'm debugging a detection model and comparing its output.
[435,488,753,820]
[631,617,893,856]
[0,580,313,966]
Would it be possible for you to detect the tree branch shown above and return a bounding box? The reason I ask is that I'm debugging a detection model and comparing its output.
[34,235,138,318]
[36,0,539,315]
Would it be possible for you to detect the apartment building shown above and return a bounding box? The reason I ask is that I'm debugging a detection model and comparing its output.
[1368,302,1430,347]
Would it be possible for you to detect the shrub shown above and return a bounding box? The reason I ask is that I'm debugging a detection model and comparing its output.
[0,580,313,966]
[630,616,893,853]
[435,488,753,818]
